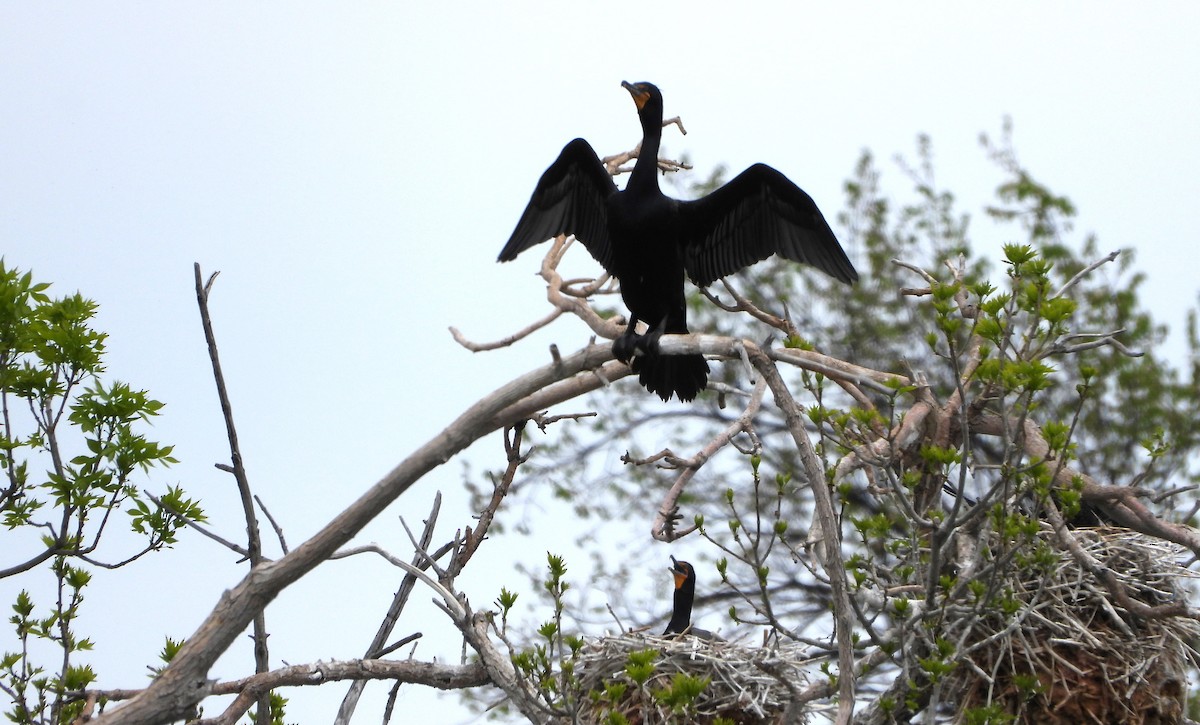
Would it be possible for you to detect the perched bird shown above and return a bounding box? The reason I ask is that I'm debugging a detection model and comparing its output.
[663,556,718,639]
[499,81,857,402]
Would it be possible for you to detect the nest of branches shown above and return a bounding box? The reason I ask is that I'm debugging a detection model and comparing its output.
[942,527,1200,723]
[575,633,816,724]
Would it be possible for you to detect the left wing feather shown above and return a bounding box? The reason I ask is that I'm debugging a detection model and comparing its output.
[679,164,857,287]
[498,138,618,273]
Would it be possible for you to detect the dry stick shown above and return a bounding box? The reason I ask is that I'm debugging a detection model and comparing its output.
[193,263,272,725]
[1040,499,1193,621]
[338,543,551,723]
[649,376,768,542]
[75,659,486,723]
[449,308,563,352]
[199,661,489,725]
[709,278,885,420]
[334,492,444,725]
[254,495,288,554]
[93,341,620,725]
[451,423,527,576]
[716,279,799,339]
[371,632,422,660]
[531,410,597,432]
[745,343,857,725]
[1054,249,1120,298]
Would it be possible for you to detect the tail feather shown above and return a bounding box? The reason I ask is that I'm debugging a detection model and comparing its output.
[631,352,709,402]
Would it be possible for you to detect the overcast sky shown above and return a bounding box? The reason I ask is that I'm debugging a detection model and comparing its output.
[3,3,1198,722]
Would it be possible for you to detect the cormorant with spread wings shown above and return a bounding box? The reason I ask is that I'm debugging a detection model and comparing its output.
[498,81,856,402]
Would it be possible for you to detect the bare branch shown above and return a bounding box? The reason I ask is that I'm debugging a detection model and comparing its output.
[745,342,857,724]
[451,424,527,576]
[892,257,937,285]
[651,376,768,542]
[531,409,597,432]
[254,495,288,555]
[1044,328,1144,358]
[449,308,564,352]
[194,263,272,723]
[200,660,487,725]
[335,492,443,724]
[1054,249,1121,298]
[81,660,486,725]
[93,342,618,725]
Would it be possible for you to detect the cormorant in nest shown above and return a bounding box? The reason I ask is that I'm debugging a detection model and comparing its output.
[664,556,719,640]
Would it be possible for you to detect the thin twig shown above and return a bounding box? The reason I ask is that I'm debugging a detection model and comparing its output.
[1054,249,1121,298]
[449,308,564,352]
[193,263,272,725]
[335,493,443,724]
[254,495,288,554]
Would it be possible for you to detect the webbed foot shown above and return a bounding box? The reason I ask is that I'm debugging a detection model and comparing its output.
[612,331,640,363]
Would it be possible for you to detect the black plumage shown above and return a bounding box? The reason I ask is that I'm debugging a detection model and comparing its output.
[664,556,697,635]
[499,81,856,402]
[663,556,719,640]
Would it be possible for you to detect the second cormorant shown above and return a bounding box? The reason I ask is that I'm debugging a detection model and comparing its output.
[664,556,719,639]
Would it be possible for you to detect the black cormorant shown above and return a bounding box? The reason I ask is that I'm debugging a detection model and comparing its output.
[664,556,697,635]
[664,556,719,639]
[499,81,857,402]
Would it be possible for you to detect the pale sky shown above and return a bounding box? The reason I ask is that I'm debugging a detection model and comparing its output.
[2,3,1198,722]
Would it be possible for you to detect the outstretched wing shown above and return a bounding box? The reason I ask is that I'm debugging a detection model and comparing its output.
[678,163,857,288]
[497,138,618,272]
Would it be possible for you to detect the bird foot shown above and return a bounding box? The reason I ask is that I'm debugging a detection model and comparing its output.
[612,332,640,363]
[638,327,664,355]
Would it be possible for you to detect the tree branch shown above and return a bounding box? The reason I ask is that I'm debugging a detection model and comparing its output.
[194,264,273,724]
[92,341,616,724]
[334,492,444,724]
[745,343,857,725]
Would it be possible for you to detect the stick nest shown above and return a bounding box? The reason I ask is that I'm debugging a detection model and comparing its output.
[944,527,1200,723]
[575,632,816,724]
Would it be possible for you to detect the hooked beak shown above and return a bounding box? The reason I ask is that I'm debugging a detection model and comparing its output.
[669,556,688,589]
[622,80,649,110]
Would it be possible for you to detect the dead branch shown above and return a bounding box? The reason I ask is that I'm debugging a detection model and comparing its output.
[892,257,937,285]
[335,492,444,724]
[254,495,288,554]
[531,410,597,432]
[651,376,768,542]
[745,342,857,725]
[92,342,618,725]
[450,308,564,352]
[194,264,271,724]
[1054,249,1120,298]
[715,278,799,338]
[75,661,487,724]
[451,424,527,575]
[1044,328,1144,357]
[331,541,550,722]
[219,661,486,725]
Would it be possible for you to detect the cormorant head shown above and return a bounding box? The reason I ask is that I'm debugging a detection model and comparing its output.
[621,80,662,114]
[669,555,695,591]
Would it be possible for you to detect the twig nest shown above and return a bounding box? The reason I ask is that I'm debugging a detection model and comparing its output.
[576,632,815,724]
[947,527,1200,723]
